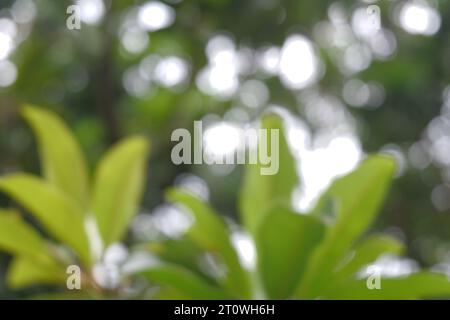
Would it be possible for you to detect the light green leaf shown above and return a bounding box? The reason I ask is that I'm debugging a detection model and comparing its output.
[7,256,66,289]
[167,188,251,299]
[92,136,150,245]
[324,272,450,299]
[239,113,298,236]
[297,155,396,298]
[142,264,232,300]
[22,105,89,206]
[0,174,91,264]
[334,234,404,284]
[0,209,53,261]
[256,207,326,299]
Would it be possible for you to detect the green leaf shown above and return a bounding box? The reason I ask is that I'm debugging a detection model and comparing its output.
[334,234,404,284]
[0,209,53,261]
[296,155,396,298]
[239,113,298,236]
[142,264,232,300]
[30,292,98,300]
[256,207,326,299]
[7,256,66,289]
[0,174,91,264]
[22,105,89,206]
[324,272,450,299]
[167,188,251,299]
[92,136,150,245]
[151,238,215,282]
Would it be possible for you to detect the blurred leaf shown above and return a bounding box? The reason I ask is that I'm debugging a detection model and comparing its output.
[0,174,91,264]
[239,113,298,236]
[324,272,450,299]
[256,207,326,299]
[166,188,251,298]
[142,264,232,300]
[334,234,405,284]
[30,292,98,300]
[92,136,150,245]
[152,238,214,282]
[153,287,191,300]
[297,155,396,298]
[22,105,89,206]
[7,256,66,289]
[0,209,53,261]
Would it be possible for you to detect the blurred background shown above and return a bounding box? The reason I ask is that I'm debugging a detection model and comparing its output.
[1,0,450,298]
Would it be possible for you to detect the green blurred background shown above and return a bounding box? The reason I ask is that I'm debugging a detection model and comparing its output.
[1,0,450,298]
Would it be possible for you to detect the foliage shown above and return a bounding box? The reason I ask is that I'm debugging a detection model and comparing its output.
[2,0,450,284]
[1,108,449,299]
[155,113,450,299]
[0,106,149,296]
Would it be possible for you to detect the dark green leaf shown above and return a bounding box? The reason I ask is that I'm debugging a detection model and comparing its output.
[142,264,232,300]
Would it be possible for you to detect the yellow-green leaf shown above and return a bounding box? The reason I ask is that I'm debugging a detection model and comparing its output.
[0,209,52,261]
[0,174,91,264]
[7,256,66,289]
[92,136,150,245]
[22,105,89,206]
[239,113,298,236]
[334,234,405,284]
[297,155,396,298]
[324,272,450,299]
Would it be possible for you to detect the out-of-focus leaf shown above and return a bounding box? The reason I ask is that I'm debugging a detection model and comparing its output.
[324,272,450,299]
[0,209,53,261]
[297,155,396,298]
[31,292,98,300]
[0,174,91,264]
[22,105,89,206]
[150,238,215,282]
[334,234,405,284]
[256,207,326,299]
[7,256,66,289]
[92,136,150,245]
[167,188,251,299]
[153,287,190,300]
[239,113,298,236]
[142,264,232,300]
